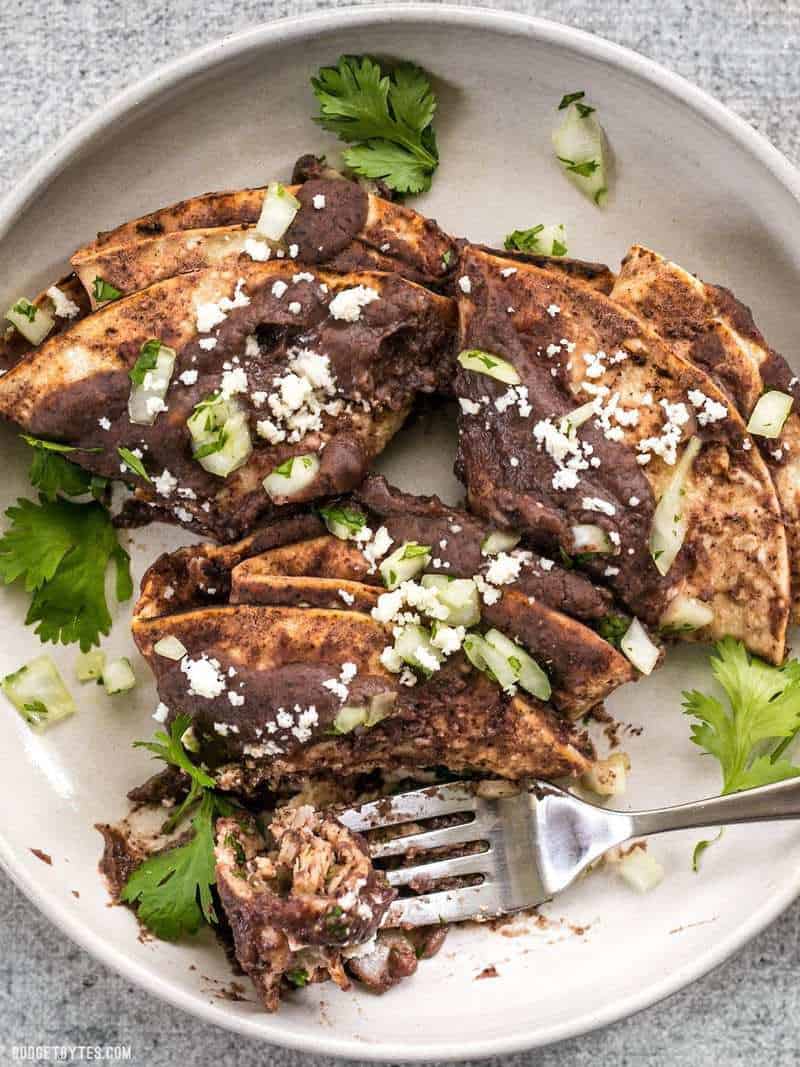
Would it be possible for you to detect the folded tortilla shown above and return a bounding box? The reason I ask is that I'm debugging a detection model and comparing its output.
[0,263,455,540]
[454,245,789,663]
[613,244,800,622]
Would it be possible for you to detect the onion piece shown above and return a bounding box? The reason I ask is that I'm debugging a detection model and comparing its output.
[187,394,253,478]
[559,401,597,436]
[650,435,701,576]
[319,504,366,540]
[537,223,568,256]
[262,453,320,501]
[128,341,177,426]
[481,530,521,556]
[256,182,301,240]
[379,542,431,590]
[393,624,441,674]
[333,705,368,734]
[582,752,630,796]
[5,297,54,346]
[659,594,714,633]
[103,657,136,695]
[153,635,188,661]
[552,101,608,205]
[420,575,481,627]
[464,633,518,692]
[483,628,551,700]
[571,523,613,554]
[746,390,793,439]
[75,649,106,682]
[2,656,76,731]
[620,618,660,676]
[616,846,664,893]
[457,349,521,385]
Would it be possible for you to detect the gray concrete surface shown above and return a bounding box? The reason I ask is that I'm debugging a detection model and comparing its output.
[2,0,800,1062]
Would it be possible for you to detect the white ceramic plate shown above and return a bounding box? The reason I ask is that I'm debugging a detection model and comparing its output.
[1,5,800,1060]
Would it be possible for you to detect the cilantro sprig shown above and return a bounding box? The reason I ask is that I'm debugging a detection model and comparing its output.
[683,638,800,865]
[0,496,131,651]
[311,55,439,195]
[21,435,106,502]
[122,714,233,941]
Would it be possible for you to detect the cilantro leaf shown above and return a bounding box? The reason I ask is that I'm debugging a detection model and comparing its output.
[683,637,800,794]
[558,91,585,110]
[118,447,151,483]
[504,225,544,253]
[121,790,222,940]
[0,496,132,650]
[596,614,630,649]
[20,435,104,502]
[311,56,439,194]
[122,717,234,940]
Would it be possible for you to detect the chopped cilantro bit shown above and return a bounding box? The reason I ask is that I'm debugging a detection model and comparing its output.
[286,967,310,988]
[92,276,122,303]
[596,614,630,649]
[311,56,439,195]
[12,299,37,322]
[273,457,295,478]
[401,542,431,560]
[551,238,568,256]
[557,156,600,178]
[504,225,544,252]
[117,447,151,483]
[558,91,585,109]
[129,339,163,386]
[20,435,104,503]
[318,504,366,536]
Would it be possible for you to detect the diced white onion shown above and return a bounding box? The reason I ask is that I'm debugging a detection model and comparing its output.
[333,705,367,734]
[256,182,301,241]
[582,752,630,796]
[379,542,431,590]
[620,617,660,675]
[2,656,76,731]
[5,298,54,346]
[552,102,608,205]
[560,401,597,435]
[75,649,106,682]
[128,344,177,426]
[571,523,612,554]
[659,593,714,632]
[650,435,701,576]
[187,396,253,478]
[537,223,568,256]
[483,628,551,700]
[366,690,396,725]
[457,349,521,385]
[746,390,793,439]
[420,575,481,627]
[153,635,188,661]
[616,846,664,893]
[262,453,320,500]
[481,530,521,556]
[103,657,136,695]
[394,624,441,674]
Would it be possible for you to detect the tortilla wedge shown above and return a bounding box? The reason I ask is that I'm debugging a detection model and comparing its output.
[133,603,593,789]
[72,178,457,309]
[454,245,790,663]
[0,261,455,540]
[613,244,800,622]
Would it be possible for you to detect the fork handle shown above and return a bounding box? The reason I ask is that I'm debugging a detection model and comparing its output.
[629,774,800,838]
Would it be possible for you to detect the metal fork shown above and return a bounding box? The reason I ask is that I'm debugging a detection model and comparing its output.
[337,777,800,927]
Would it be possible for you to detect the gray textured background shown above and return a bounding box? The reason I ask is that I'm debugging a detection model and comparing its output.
[2,0,800,1063]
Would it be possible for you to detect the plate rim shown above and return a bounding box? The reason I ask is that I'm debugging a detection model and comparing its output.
[1,4,799,1059]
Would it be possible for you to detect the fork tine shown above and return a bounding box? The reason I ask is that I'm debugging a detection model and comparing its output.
[385,849,492,888]
[382,882,505,927]
[336,782,478,833]
[369,818,486,859]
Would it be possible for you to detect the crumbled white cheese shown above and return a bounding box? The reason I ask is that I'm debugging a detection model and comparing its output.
[484,551,525,586]
[459,397,482,415]
[220,367,248,398]
[152,702,169,723]
[181,655,226,699]
[458,276,472,295]
[47,285,80,318]
[329,285,380,322]
[228,691,245,707]
[198,338,217,351]
[272,280,288,299]
[179,369,198,386]
[288,243,299,258]
[582,496,616,517]
[547,303,561,317]
[153,469,178,497]
[338,588,355,606]
[500,267,517,278]
[688,388,728,426]
[312,194,326,209]
[243,237,271,261]
[288,301,302,315]
[98,416,111,430]
[539,557,554,572]
[195,302,226,333]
